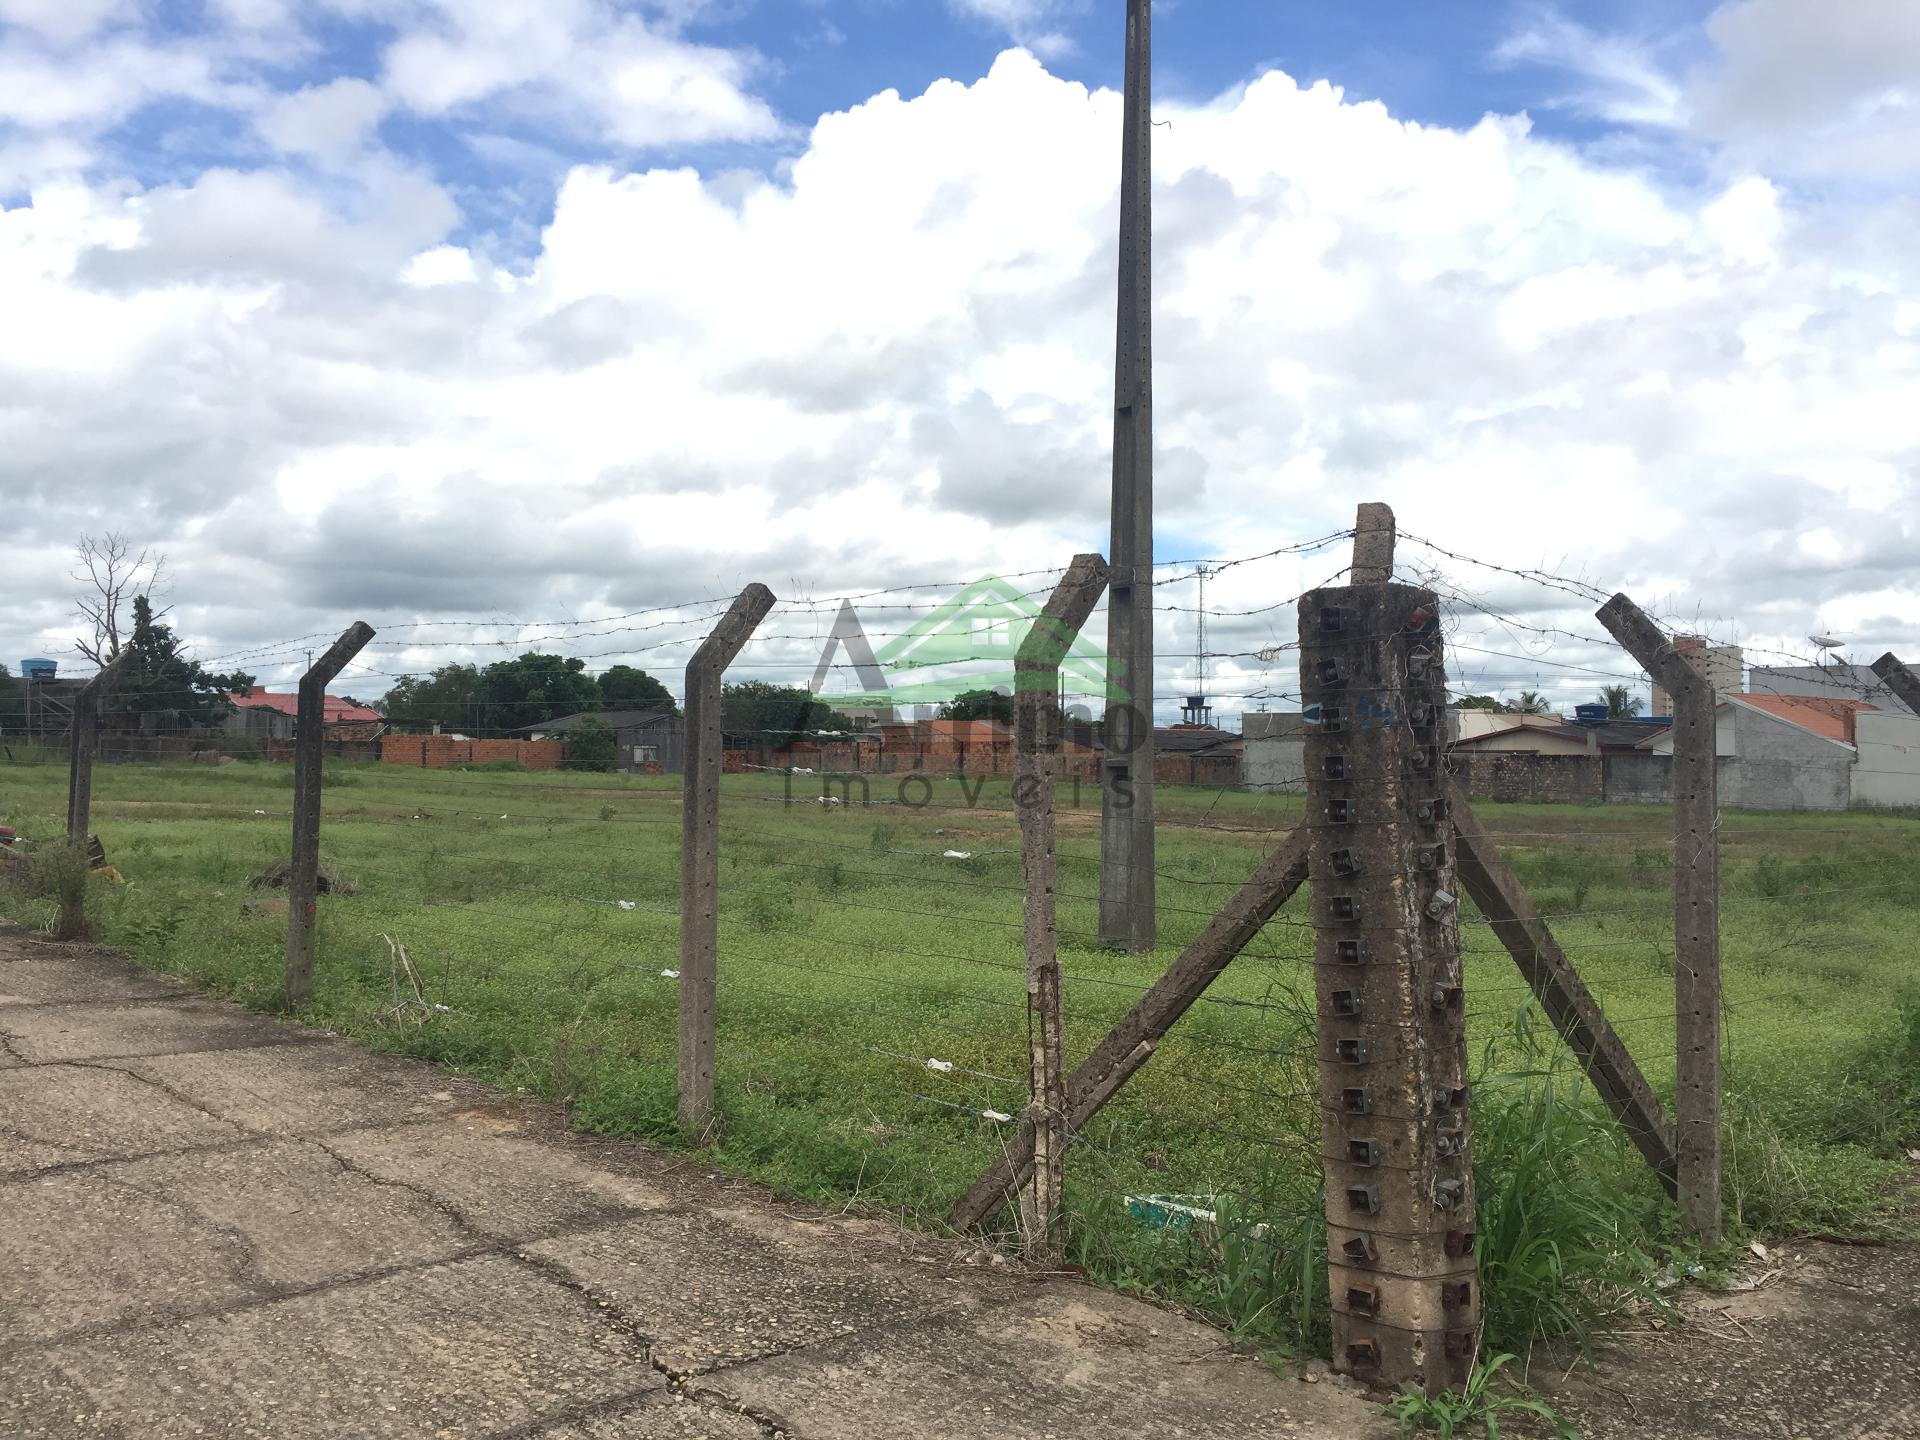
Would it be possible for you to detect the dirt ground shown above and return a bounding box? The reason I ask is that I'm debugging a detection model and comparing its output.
[1530,1235,1920,1439]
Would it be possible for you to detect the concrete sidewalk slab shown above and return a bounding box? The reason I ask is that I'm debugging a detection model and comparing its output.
[0,1255,655,1440]
[325,1115,675,1239]
[695,1283,1391,1440]
[0,997,300,1064]
[5,1138,477,1346]
[0,951,190,1007]
[115,1040,486,1135]
[531,1394,767,1438]
[527,1208,984,1377]
[0,1063,247,1174]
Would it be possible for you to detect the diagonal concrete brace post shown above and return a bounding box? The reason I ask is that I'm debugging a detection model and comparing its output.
[1014,553,1109,1262]
[949,825,1309,1231]
[284,622,376,1007]
[1447,782,1678,1196]
[1597,594,1721,1246]
[680,583,777,1138]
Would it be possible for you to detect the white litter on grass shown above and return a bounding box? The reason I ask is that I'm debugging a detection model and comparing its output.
[942,849,974,860]
[660,968,680,979]
[432,1004,452,1013]
[616,900,636,911]
[253,810,266,816]
[817,794,842,806]
[792,767,814,775]
[981,1109,1013,1123]
[924,1058,954,1073]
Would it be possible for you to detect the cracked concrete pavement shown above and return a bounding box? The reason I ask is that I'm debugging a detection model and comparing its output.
[0,926,1389,1439]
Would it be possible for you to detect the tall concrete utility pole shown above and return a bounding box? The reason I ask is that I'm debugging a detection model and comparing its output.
[1100,0,1156,952]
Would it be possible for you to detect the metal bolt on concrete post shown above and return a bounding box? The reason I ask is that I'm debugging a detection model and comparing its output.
[284,622,375,1007]
[1301,507,1479,1396]
[679,584,777,1139]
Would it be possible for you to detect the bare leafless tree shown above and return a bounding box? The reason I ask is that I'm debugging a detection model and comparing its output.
[72,533,168,664]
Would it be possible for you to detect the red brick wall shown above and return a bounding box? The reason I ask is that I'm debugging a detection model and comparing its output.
[380,736,568,770]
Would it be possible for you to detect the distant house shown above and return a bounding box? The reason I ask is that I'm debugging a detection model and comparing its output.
[1642,693,1891,811]
[517,710,683,773]
[222,686,381,741]
[1154,723,1241,787]
[1451,718,1670,756]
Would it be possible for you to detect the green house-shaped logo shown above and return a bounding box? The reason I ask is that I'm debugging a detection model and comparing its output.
[814,574,1124,710]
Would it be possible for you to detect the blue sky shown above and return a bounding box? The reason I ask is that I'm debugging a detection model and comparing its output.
[15,3,1731,234]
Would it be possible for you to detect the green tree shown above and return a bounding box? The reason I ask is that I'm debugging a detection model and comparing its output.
[599,664,676,713]
[1456,694,1508,712]
[473,653,602,736]
[112,595,246,731]
[1513,690,1553,715]
[721,681,853,749]
[565,716,618,772]
[940,688,1015,724]
[1598,684,1643,719]
[379,663,482,734]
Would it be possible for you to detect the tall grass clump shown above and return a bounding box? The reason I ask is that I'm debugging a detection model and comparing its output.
[1,838,98,940]
[1469,1009,1664,1353]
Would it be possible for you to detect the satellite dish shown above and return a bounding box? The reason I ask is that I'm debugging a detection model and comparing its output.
[1809,634,1843,650]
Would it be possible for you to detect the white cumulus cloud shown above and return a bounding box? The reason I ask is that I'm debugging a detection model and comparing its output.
[1,48,1916,713]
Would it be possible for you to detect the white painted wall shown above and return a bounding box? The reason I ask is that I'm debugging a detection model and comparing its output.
[1852,711,1920,808]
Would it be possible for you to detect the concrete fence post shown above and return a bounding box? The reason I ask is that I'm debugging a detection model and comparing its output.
[679,584,776,1138]
[65,654,126,847]
[1301,506,1479,1396]
[61,654,127,937]
[1598,594,1721,1246]
[284,622,376,1007]
[1013,554,1109,1262]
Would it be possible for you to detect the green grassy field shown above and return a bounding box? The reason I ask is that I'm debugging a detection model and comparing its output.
[3,755,1916,1356]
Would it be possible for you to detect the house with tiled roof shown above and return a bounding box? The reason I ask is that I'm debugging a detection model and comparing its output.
[222,685,383,741]
[1641,692,1920,811]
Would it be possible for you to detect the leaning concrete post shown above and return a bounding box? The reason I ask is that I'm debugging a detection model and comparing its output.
[284,622,375,1007]
[679,584,776,1137]
[1014,554,1109,1261]
[1598,594,1721,1246]
[1302,506,1478,1396]
[1871,652,1920,715]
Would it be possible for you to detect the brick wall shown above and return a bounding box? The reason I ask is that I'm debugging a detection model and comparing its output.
[1152,752,1242,787]
[1448,753,1602,804]
[380,736,568,770]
